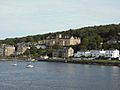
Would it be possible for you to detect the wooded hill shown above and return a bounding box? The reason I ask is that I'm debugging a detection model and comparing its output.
[1,24,120,50]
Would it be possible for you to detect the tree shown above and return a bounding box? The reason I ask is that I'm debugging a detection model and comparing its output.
[24,49,30,56]
[30,46,38,54]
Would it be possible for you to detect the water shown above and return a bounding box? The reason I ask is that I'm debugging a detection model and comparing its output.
[0,61,120,90]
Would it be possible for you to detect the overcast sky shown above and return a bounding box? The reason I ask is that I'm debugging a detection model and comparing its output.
[0,0,120,39]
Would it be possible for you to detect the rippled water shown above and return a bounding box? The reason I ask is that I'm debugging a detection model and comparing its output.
[0,61,120,90]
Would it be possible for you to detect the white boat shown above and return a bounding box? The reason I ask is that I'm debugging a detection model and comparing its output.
[26,64,34,68]
[26,47,34,68]
[26,58,34,68]
[12,63,17,66]
[12,51,17,66]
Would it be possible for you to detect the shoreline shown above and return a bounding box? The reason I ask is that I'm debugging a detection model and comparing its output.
[37,59,120,67]
[0,58,120,67]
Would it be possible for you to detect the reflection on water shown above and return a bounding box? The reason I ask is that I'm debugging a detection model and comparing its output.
[0,61,120,90]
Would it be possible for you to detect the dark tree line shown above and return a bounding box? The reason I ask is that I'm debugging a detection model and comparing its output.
[1,24,120,50]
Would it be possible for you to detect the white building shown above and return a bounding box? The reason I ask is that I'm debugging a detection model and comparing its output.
[105,50,119,58]
[74,49,120,58]
[35,44,47,49]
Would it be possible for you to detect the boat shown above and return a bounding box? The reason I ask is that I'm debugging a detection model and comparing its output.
[26,58,34,68]
[12,63,17,66]
[26,47,34,68]
[26,64,34,68]
[12,51,17,66]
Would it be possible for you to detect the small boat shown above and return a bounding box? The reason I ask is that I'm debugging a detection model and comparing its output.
[26,58,34,68]
[26,64,34,68]
[12,51,17,66]
[26,47,34,68]
[12,63,17,66]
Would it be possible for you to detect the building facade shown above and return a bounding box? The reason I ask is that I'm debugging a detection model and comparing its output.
[35,44,47,49]
[0,44,15,56]
[52,47,74,58]
[38,34,81,47]
[74,50,120,58]
[0,44,6,56]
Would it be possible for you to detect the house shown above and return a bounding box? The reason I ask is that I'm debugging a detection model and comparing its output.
[35,44,47,49]
[0,44,15,56]
[74,49,120,59]
[52,47,74,58]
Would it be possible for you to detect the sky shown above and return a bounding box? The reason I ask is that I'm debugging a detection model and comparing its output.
[0,0,120,39]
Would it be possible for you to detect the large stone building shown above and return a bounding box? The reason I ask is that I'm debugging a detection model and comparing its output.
[5,45,15,56]
[0,44,6,56]
[52,47,74,58]
[38,34,81,47]
[0,43,28,56]
[0,44,15,56]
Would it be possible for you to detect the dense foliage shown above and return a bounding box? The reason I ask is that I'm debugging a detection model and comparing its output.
[24,47,53,57]
[1,24,120,50]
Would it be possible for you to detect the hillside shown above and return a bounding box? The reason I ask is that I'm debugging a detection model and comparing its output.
[1,24,120,50]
